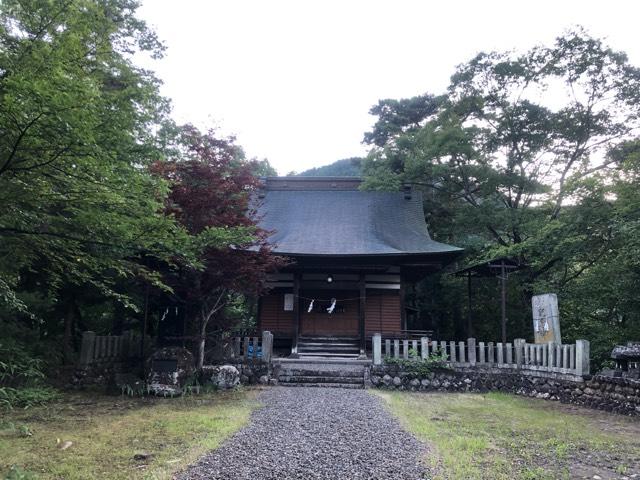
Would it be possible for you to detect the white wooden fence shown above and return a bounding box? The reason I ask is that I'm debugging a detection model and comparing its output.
[232,331,273,362]
[372,335,590,377]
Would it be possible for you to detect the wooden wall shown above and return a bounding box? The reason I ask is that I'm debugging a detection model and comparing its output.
[299,290,359,336]
[258,292,294,335]
[365,291,401,335]
[259,289,401,337]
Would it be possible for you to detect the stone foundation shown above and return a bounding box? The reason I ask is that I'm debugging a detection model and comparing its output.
[201,362,279,386]
[370,365,640,416]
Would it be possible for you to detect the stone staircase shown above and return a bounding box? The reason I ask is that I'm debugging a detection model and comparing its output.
[275,358,370,389]
[297,336,360,359]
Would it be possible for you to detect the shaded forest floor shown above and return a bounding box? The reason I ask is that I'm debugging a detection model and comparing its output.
[375,390,640,479]
[0,389,258,480]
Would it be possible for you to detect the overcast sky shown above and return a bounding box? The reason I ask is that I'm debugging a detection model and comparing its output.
[138,1,640,175]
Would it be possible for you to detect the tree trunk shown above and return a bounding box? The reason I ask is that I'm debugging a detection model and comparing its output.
[197,316,207,370]
[63,292,77,365]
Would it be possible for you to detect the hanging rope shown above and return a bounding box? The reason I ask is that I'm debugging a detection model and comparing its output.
[296,294,364,302]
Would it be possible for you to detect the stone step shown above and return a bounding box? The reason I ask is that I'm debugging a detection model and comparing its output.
[298,346,359,353]
[279,369,364,378]
[298,352,360,358]
[298,342,359,348]
[278,382,364,389]
[299,336,358,342]
[278,375,364,384]
[274,358,372,366]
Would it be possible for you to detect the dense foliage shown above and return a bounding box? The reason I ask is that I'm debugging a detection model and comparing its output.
[0,0,278,391]
[363,29,640,367]
[152,126,284,368]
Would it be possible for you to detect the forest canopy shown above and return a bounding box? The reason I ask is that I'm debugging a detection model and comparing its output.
[362,28,640,366]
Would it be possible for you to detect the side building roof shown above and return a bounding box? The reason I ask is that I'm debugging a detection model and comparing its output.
[253,177,462,258]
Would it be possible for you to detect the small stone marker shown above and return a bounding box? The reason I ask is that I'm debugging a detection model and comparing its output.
[532,293,561,344]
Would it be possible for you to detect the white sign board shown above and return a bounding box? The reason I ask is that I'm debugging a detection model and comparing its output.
[532,293,561,344]
[283,293,294,311]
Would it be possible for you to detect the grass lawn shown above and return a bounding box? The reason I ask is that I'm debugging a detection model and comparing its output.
[0,388,258,480]
[374,390,640,480]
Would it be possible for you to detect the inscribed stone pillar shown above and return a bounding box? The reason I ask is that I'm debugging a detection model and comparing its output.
[531,293,561,344]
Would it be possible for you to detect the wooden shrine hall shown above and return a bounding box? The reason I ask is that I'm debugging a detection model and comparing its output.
[254,177,462,358]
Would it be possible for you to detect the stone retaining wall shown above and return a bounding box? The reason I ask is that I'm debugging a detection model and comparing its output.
[370,365,640,416]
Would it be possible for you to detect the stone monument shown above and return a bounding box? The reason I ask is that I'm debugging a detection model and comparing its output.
[531,293,561,344]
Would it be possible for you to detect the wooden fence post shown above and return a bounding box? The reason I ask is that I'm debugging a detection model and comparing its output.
[575,340,590,376]
[262,331,273,363]
[373,333,382,365]
[79,331,96,366]
[514,338,525,369]
[467,338,476,366]
[420,337,428,360]
[458,341,466,363]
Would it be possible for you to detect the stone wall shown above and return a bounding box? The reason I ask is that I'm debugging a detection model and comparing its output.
[70,361,140,389]
[370,365,640,416]
[201,362,279,386]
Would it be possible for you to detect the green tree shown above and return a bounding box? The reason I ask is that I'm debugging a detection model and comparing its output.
[363,29,640,356]
[0,0,180,362]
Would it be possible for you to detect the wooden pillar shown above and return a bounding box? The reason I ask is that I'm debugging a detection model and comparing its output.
[467,271,473,337]
[291,272,301,357]
[500,260,507,344]
[359,273,366,358]
[399,275,407,332]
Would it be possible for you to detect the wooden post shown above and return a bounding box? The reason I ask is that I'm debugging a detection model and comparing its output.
[575,340,590,376]
[79,331,96,366]
[252,336,259,361]
[500,260,507,344]
[399,276,407,332]
[373,333,382,365]
[467,271,473,337]
[569,344,576,370]
[420,337,428,360]
[291,272,301,357]
[467,338,476,366]
[243,336,250,359]
[514,338,525,369]
[359,273,366,358]
[262,331,273,363]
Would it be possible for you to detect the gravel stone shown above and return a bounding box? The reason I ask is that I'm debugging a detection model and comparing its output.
[176,387,429,479]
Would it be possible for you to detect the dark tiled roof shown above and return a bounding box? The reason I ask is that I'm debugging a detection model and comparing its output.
[255,189,462,256]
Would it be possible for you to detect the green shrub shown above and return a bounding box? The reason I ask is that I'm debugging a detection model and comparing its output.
[384,350,451,378]
[0,386,60,409]
[0,340,59,409]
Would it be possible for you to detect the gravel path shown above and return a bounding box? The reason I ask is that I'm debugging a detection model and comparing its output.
[176,387,429,479]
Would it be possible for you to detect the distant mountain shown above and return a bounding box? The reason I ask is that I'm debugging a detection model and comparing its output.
[297,157,363,177]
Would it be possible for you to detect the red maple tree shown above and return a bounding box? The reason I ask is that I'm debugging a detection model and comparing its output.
[153,126,283,367]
